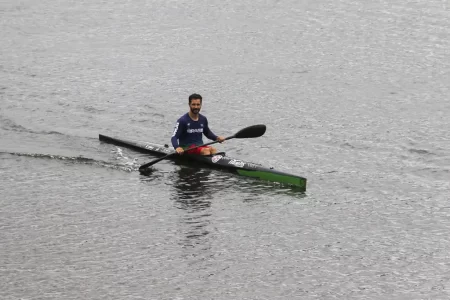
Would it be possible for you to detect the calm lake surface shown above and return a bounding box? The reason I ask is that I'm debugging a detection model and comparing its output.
[1,0,449,299]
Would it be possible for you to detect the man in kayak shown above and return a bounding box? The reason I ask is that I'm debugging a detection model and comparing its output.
[171,93,225,155]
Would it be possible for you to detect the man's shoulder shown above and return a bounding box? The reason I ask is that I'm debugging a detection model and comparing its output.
[177,113,190,123]
[198,113,208,121]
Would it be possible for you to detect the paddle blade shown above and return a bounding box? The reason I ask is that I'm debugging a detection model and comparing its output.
[139,167,155,176]
[233,124,266,139]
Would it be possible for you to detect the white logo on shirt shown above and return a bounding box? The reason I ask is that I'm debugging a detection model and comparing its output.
[187,128,203,133]
[172,122,179,137]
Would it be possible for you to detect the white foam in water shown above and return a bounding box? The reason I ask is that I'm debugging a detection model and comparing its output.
[112,147,127,159]
[111,147,139,168]
[123,157,139,167]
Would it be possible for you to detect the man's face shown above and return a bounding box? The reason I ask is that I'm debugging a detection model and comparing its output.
[189,99,202,114]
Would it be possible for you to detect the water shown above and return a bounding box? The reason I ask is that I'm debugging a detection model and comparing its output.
[1,0,449,299]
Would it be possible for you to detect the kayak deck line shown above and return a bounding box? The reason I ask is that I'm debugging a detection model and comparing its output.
[99,134,307,191]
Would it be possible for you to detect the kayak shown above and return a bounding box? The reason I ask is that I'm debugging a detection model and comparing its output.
[99,134,307,191]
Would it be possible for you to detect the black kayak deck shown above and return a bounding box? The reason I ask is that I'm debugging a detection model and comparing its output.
[99,134,307,190]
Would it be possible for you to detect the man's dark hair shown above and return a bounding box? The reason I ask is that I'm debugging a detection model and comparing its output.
[188,93,202,104]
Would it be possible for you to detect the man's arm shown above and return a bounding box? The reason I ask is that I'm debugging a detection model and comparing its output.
[171,121,185,149]
[203,118,219,141]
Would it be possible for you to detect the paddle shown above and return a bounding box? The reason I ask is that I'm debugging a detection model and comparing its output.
[138,124,266,172]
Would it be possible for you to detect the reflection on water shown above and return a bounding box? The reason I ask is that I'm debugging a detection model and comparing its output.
[169,165,307,248]
[172,166,214,204]
[170,166,214,248]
